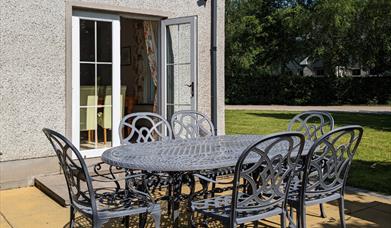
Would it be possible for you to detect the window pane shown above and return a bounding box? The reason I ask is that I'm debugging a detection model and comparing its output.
[177,64,191,105]
[80,20,95,61]
[166,64,176,105]
[80,107,96,150]
[166,25,178,64]
[97,106,112,148]
[97,64,112,103]
[166,23,191,64]
[96,64,112,148]
[178,23,191,64]
[97,22,112,62]
[80,64,95,106]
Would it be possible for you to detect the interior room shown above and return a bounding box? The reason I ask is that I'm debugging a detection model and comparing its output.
[79,17,159,150]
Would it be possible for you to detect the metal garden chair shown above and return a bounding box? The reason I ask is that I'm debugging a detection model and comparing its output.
[171,110,216,139]
[288,111,335,141]
[42,128,161,228]
[118,111,173,186]
[288,126,363,228]
[119,112,172,144]
[118,112,173,212]
[170,110,229,200]
[191,132,305,228]
[288,111,335,217]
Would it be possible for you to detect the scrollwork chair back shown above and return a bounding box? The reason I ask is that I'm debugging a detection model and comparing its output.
[171,110,215,139]
[42,128,98,216]
[289,126,363,228]
[302,125,363,199]
[229,132,305,226]
[119,112,172,144]
[288,111,334,141]
[43,128,162,228]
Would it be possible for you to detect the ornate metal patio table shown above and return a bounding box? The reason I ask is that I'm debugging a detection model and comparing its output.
[101,134,312,227]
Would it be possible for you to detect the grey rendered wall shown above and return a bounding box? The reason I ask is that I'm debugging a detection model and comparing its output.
[0,0,66,162]
[0,0,225,162]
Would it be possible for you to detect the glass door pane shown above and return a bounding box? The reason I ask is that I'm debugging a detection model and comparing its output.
[79,19,113,151]
[162,17,197,119]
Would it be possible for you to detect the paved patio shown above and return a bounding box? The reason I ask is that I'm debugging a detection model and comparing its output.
[1,186,390,227]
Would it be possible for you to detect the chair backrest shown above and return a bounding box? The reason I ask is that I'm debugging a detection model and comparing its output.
[80,86,97,131]
[119,112,172,144]
[288,111,334,141]
[230,132,305,225]
[42,128,98,215]
[100,86,127,129]
[301,125,363,199]
[171,110,215,139]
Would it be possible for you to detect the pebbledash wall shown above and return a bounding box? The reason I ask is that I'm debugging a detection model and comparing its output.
[0,0,225,189]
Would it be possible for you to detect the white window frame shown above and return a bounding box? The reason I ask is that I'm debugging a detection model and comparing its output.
[160,16,198,120]
[72,11,120,158]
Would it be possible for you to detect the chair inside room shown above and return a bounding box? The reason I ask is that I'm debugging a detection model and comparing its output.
[97,86,127,145]
[80,86,97,143]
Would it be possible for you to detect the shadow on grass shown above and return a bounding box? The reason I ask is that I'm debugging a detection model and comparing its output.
[348,160,391,195]
[247,111,391,132]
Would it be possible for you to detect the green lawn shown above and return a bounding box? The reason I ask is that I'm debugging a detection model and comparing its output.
[226,110,391,195]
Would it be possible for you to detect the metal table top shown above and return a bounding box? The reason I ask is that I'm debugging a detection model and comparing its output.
[101,135,312,172]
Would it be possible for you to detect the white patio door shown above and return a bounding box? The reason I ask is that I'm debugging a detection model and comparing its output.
[161,16,198,120]
[72,11,121,157]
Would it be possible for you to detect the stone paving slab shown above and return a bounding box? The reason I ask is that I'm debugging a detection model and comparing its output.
[0,212,12,228]
[226,105,391,114]
[1,186,390,227]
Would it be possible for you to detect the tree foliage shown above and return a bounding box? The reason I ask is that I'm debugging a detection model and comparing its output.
[225,0,391,76]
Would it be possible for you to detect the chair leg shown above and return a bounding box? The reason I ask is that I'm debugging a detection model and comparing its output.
[301,206,307,228]
[167,185,172,215]
[124,215,129,227]
[139,213,147,228]
[320,203,327,218]
[189,210,196,228]
[69,206,75,228]
[339,198,346,228]
[92,219,103,228]
[295,206,301,228]
[289,205,294,226]
[281,210,286,228]
[103,128,107,145]
[211,182,216,197]
[151,210,161,228]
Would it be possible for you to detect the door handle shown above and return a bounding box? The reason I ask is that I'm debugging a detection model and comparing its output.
[185,82,194,97]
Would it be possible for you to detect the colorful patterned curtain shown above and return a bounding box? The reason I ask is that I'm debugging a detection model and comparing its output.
[143,21,158,113]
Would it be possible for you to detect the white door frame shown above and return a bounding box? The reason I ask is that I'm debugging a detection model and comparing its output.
[72,11,120,157]
[160,16,198,120]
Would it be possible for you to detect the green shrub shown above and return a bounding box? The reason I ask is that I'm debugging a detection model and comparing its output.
[225,74,391,105]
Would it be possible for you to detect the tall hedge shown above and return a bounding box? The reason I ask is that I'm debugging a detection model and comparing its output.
[225,74,391,105]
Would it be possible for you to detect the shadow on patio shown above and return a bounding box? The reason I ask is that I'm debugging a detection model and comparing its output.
[1,186,390,227]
